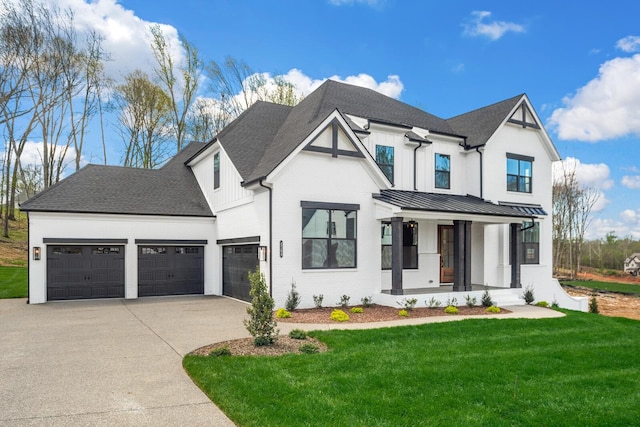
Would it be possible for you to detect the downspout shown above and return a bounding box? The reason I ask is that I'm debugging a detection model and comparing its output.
[259,178,273,295]
[413,142,425,191]
[475,146,483,199]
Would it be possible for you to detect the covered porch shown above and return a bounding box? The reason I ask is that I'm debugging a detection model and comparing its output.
[373,190,546,300]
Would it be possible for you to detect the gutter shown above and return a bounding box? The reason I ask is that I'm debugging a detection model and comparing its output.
[475,146,483,199]
[258,178,273,295]
[413,142,426,190]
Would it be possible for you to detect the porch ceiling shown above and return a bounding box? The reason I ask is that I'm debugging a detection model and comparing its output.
[372,189,539,223]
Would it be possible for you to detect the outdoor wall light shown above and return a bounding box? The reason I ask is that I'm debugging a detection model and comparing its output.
[33,246,41,261]
[258,246,268,261]
[279,240,283,258]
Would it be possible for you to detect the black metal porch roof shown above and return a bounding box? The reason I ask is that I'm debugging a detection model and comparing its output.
[372,190,541,218]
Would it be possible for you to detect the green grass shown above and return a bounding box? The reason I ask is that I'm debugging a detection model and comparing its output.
[0,266,28,298]
[562,280,640,294]
[184,311,640,426]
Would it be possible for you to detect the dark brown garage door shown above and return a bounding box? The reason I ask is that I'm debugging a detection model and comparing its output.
[222,245,259,302]
[138,246,204,297]
[47,245,125,301]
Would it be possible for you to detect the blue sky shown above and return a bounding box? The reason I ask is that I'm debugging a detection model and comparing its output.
[38,0,640,239]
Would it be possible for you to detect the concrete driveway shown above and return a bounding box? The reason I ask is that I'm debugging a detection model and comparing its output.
[0,296,251,426]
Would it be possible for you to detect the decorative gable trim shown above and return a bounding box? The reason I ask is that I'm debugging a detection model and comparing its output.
[303,118,365,158]
[507,102,540,129]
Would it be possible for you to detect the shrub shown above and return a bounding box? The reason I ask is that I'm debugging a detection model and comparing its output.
[465,295,477,308]
[350,307,364,313]
[426,296,442,308]
[444,305,459,314]
[330,309,349,322]
[398,309,409,317]
[589,295,599,314]
[535,301,549,307]
[522,285,535,305]
[243,268,279,346]
[486,305,501,313]
[275,308,291,318]
[361,295,373,308]
[398,297,418,311]
[338,294,350,308]
[289,329,307,340]
[446,297,458,307]
[299,343,319,354]
[284,281,301,311]
[313,294,324,309]
[481,289,494,307]
[209,346,231,357]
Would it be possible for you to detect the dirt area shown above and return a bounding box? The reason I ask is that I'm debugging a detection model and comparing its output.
[0,239,28,265]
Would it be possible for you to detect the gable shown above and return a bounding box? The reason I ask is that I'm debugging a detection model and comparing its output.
[507,102,540,129]
[303,118,365,158]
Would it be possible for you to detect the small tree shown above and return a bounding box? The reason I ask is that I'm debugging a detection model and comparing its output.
[243,268,278,346]
[284,281,301,311]
[589,294,599,314]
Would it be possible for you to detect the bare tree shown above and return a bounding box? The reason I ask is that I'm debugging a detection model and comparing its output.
[149,25,201,151]
[552,162,600,278]
[115,70,173,169]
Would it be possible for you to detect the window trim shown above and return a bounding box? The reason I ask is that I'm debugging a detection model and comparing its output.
[375,145,394,184]
[301,203,359,270]
[435,153,451,190]
[506,153,533,193]
[214,152,220,190]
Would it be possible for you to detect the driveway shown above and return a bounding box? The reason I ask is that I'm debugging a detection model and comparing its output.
[0,296,251,426]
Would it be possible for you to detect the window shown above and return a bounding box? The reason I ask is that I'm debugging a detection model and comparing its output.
[214,152,220,189]
[435,153,450,189]
[175,247,200,254]
[521,222,539,264]
[302,208,357,269]
[381,221,418,269]
[376,145,394,184]
[140,247,167,255]
[507,154,533,193]
[92,247,121,255]
[510,222,539,265]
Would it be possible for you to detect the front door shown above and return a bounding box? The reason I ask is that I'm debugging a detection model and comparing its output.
[438,225,454,283]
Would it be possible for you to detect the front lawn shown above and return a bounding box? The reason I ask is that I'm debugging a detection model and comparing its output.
[184,311,640,426]
[0,266,28,298]
[562,279,640,294]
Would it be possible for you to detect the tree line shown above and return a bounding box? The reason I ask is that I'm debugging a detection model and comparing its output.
[0,0,300,237]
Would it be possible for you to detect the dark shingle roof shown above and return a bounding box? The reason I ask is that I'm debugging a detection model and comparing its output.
[447,94,524,148]
[220,79,459,183]
[20,142,213,217]
[373,189,536,218]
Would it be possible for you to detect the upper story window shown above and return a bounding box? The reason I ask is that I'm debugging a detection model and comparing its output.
[435,153,450,189]
[301,202,359,269]
[214,152,220,189]
[381,221,418,270]
[376,145,394,184]
[507,153,533,193]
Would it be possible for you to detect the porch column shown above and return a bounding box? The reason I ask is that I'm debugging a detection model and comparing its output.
[453,220,472,292]
[510,223,522,288]
[390,216,403,295]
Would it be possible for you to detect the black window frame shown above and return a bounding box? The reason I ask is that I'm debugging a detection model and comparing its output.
[376,145,394,184]
[301,202,359,270]
[435,153,451,189]
[214,152,220,190]
[507,153,533,193]
[521,221,540,265]
[381,221,418,270]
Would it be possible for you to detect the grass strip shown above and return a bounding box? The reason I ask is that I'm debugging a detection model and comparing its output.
[0,266,28,298]
[562,280,640,294]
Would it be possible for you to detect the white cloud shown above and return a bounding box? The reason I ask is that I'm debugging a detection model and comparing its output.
[463,11,525,41]
[548,54,640,141]
[328,0,384,7]
[616,35,640,53]
[620,209,638,223]
[552,157,612,213]
[622,175,640,189]
[41,0,183,84]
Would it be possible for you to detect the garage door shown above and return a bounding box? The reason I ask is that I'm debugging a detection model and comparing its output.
[222,245,258,302]
[47,245,125,301]
[138,246,204,297]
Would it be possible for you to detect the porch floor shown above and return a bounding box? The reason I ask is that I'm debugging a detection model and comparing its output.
[381,284,508,296]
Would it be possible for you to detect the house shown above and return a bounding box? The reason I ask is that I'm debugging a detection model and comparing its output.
[624,253,640,275]
[21,80,586,310]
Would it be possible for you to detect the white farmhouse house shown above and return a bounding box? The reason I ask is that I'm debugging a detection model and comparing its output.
[624,253,640,275]
[21,80,586,310]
